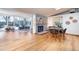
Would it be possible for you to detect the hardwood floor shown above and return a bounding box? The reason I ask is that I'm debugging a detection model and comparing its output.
[0,31,79,51]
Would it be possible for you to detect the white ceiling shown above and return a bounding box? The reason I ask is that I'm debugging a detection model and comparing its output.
[15,8,71,16]
[0,8,71,16]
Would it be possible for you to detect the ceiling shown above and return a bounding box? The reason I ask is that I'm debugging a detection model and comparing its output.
[15,8,71,16]
[1,8,71,16]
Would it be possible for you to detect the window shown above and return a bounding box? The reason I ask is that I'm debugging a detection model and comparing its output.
[8,16,14,26]
[14,17,20,27]
[0,16,6,28]
[0,15,32,31]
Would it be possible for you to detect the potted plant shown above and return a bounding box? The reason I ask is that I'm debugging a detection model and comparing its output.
[54,22,62,28]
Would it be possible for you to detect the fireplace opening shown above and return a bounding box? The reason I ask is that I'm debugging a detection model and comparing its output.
[38,26,43,32]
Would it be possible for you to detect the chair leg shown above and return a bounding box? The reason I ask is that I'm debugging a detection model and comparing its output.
[63,33,65,40]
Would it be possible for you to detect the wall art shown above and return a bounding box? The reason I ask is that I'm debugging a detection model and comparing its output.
[72,19,78,23]
[69,16,73,19]
[65,21,70,25]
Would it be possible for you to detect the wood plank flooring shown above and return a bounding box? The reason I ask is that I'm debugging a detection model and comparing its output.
[0,31,79,51]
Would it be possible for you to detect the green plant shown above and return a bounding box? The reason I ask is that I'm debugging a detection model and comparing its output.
[54,22,62,28]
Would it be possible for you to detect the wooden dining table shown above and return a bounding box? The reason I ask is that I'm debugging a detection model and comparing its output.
[49,27,66,38]
[49,27,64,32]
[49,26,64,36]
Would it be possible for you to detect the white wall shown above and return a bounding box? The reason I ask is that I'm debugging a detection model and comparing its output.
[36,14,47,32]
[47,17,54,27]
[61,13,79,35]
[47,16,61,28]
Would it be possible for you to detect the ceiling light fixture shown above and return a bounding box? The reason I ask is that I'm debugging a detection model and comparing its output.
[55,8,61,10]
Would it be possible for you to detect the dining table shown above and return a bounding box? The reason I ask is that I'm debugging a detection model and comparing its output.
[49,26,63,32]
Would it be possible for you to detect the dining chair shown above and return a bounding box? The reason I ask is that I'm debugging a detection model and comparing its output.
[59,28,67,40]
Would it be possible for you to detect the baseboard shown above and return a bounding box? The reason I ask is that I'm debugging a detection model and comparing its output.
[36,31,48,35]
[66,33,79,36]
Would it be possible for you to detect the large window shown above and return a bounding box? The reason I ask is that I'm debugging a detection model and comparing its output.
[0,16,32,31]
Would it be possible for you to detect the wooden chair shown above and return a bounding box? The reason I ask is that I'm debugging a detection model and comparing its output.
[60,28,67,35]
